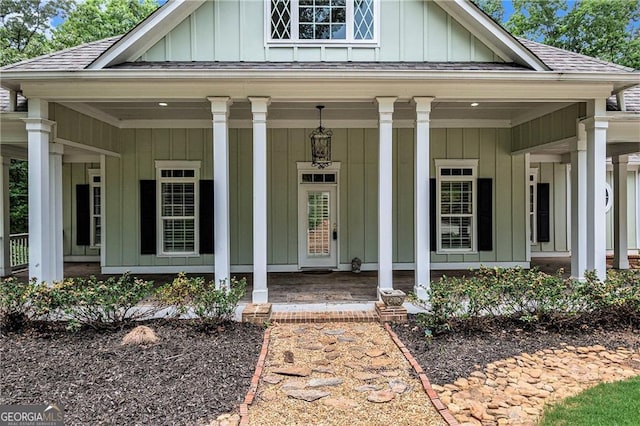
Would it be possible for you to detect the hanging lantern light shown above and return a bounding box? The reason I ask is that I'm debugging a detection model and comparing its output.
[309,105,332,169]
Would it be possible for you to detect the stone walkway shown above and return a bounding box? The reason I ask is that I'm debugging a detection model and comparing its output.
[435,344,640,426]
[246,322,445,426]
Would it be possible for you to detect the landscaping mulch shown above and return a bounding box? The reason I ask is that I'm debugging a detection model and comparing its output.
[0,320,264,425]
[392,315,640,385]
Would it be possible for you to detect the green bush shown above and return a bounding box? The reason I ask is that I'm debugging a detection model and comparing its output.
[416,266,640,335]
[157,273,247,326]
[38,273,158,331]
[0,277,36,331]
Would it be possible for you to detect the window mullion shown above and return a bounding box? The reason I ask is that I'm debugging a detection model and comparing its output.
[346,0,354,43]
[292,0,299,40]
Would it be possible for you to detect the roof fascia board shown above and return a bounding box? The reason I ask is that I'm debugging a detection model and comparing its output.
[89,0,206,69]
[435,0,548,71]
[7,69,638,83]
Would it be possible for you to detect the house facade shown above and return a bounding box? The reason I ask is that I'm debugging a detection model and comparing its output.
[1,0,638,303]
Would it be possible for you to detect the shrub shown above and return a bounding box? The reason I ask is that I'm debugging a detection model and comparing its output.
[417,267,578,334]
[0,277,36,331]
[576,269,640,323]
[41,273,158,331]
[157,273,247,326]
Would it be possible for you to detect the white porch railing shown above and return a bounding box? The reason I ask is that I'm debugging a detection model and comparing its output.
[10,233,28,270]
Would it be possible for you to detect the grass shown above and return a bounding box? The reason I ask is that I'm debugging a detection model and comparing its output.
[540,375,640,426]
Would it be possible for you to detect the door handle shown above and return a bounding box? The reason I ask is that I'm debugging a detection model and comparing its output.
[333,223,337,240]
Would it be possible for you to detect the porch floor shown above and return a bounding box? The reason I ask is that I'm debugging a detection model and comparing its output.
[12,257,585,304]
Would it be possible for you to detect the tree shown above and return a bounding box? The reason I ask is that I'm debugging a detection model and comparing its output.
[503,0,640,70]
[9,161,28,234]
[0,0,73,66]
[560,0,640,68]
[472,0,505,23]
[50,0,158,50]
[506,0,568,46]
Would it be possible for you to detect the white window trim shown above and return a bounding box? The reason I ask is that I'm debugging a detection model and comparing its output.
[435,159,478,254]
[88,169,102,249]
[604,181,613,213]
[155,161,201,257]
[265,0,380,46]
[529,168,538,245]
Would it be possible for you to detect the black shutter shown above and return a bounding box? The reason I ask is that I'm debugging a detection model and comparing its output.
[76,184,90,246]
[477,178,493,251]
[537,183,550,243]
[140,180,157,255]
[199,180,214,254]
[430,178,437,251]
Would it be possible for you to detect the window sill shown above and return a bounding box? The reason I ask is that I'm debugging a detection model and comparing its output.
[436,250,478,255]
[156,253,200,258]
[266,40,379,48]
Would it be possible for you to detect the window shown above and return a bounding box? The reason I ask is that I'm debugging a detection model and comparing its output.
[435,160,478,253]
[155,161,200,256]
[529,169,538,244]
[269,0,377,43]
[88,170,102,248]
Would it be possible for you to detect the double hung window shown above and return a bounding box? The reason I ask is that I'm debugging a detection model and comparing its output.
[436,160,478,253]
[155,161,200,256]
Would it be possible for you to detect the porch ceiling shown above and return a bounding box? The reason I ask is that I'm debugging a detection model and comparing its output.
[80,99,570,124]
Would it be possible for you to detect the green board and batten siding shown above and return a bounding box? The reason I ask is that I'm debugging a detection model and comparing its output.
[139,1,502,63]
[101,126,527,268]
[531,165,639,254]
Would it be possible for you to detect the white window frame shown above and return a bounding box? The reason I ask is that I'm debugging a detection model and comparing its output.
[88,169,102,249]
[604,181,613,213]
[265,0,380,46]
[155,161,201,257]
[435,159,478,254]
[529,168,538,245]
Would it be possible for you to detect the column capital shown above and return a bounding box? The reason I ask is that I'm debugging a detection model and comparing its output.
[413,96,435,112]
[248,97,271,113]
[22,118,55,133]
[207,96,233,115]
[376,97,397,113]
[49,142,64,156]
[612,154,629,165]
[580,116,609,130]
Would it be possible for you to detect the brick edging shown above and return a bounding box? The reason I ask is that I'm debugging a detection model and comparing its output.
[239,327,272,426]
[384,323,460,426]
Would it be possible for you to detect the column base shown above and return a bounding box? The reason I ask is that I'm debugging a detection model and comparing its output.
[412,284,429,301]
[252,288,269,304]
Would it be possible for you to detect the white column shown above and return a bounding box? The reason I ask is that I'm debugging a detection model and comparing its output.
[584,103,608,281]
[612,155,630,269]
[570,126,588,280]
[0,156,11,277]
[249,97,270,303]
[376,97,396,292]
[24,99,55,283]
[208,97,233,289]
[49,143,64,281]
[413,97,433,300]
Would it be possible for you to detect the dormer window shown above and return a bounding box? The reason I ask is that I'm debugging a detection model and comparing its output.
[269,0,376,43]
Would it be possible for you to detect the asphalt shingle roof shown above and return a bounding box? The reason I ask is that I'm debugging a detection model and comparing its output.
[0,89,27,112]
[518,38,636,73]
[607,85,640,112]
[1,37,120,71]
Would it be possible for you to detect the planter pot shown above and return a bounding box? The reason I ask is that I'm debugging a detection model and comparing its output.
[379,289,406,307]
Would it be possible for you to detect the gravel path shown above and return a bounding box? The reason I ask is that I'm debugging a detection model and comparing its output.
[248,322,445,426]
[0,321,263,425]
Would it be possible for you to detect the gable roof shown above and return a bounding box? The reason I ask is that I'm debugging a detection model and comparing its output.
[1,37,120,71]
[518,38,636,73]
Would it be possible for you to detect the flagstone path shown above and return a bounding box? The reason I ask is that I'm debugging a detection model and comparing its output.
[246,322,445,426]
[436,344,640,426]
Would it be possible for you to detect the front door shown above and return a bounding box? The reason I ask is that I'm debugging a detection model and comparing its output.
[298,171,339,269]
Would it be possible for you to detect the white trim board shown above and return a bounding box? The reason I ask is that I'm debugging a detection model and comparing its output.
[530,252,571,258]
[102,261,531,275]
